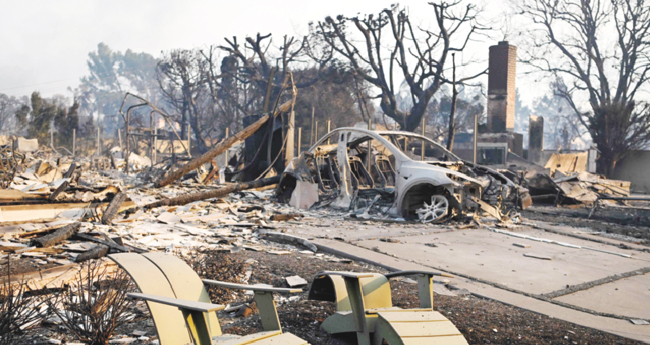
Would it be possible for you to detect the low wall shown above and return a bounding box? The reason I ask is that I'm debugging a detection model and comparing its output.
[612,150,650,194]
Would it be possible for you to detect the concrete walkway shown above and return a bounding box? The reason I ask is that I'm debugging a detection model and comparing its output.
[284,219,650,343]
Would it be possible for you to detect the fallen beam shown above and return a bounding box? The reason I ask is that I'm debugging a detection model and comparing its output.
[30,222,81,248]
[145,176,280,209]
[259,230,318,252]
[154,100,292,188]
[0,200,136,223]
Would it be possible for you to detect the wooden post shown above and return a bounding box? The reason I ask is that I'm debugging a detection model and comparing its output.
[421,117,426,161]
[72,129,76,157]
[186,124,192,158]
[310,106,315,145]
[149,113,154,166]
[366,119,372,169]
[224,127,230,168]
[96,127,101,157]
[314,121,319,143]
[50,127,54,148]
[285,108,295,165]
[153,126,158,165]
[474,113,478,164]
[126,118,130,173]
[326,119,331,144]
[446,53,458,151]
[297,127,302,156]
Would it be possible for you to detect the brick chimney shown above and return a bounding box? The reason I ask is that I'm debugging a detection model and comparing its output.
[487,41,517,133]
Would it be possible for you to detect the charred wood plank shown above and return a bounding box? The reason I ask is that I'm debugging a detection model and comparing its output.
[73,233,145,253]
[101,191,127,225]
[49,181,69,201]
[63,163,77,179]
[145,175,280,209]
[203,160,219,184]
[154,100,292,188]
[30,222,81,248]
[75,245,109,262]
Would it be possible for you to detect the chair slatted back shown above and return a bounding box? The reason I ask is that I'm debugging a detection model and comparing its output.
[143,252,222,336]
[108,253,192,345]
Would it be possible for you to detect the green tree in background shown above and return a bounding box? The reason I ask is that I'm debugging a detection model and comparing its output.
[54,99,79,148]
[25,92,57,141]
[16,92,79,147]
[0,94,28,135]
[76,43,159,136]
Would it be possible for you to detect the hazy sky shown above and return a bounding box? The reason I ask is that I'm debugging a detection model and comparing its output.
[0,0,543,103]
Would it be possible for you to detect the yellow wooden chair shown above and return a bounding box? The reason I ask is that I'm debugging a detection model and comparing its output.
[308,270,468,345]
[109,252,309,345]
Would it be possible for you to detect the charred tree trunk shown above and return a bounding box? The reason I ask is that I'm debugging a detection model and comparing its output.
[147,175,280,209]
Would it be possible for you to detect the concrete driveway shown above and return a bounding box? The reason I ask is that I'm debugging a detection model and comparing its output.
[283,216,650,343]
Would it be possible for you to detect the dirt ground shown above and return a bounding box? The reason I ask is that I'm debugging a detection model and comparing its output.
[17,249,645,345]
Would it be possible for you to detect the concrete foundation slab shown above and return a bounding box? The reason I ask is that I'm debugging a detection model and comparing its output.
[354,230,650,295]
[555,273,650,320]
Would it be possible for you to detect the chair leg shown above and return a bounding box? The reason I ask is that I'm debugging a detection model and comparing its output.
[417,274,434,309]
[254,290,282,332]
[343,277,371,345]
[182,310,213,345]
[372,317,405,345]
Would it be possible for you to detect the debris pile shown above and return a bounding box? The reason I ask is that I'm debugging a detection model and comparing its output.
[523,169,632,206]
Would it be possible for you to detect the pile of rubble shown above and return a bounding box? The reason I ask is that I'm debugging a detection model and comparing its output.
[522,169,632,206]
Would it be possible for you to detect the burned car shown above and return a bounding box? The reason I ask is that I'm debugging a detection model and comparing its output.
[277,128,530,222]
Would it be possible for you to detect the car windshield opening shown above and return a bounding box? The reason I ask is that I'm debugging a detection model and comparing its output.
[381,134,460,162]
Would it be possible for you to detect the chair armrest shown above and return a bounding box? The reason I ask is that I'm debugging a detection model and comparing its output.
[316,271,375,279]
[202,280,302,294]
[127,293,225,313]
[384,270,454,279]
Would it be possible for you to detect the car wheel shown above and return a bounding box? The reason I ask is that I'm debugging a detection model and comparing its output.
[414,194,449,223]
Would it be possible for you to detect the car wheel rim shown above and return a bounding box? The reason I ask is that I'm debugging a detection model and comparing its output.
[415,195,449,223]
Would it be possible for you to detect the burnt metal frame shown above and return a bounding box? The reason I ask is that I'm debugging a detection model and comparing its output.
[118,92,190,173]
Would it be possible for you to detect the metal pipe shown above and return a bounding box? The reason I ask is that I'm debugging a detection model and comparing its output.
[124,103,148,173]
[298,127,302,156]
